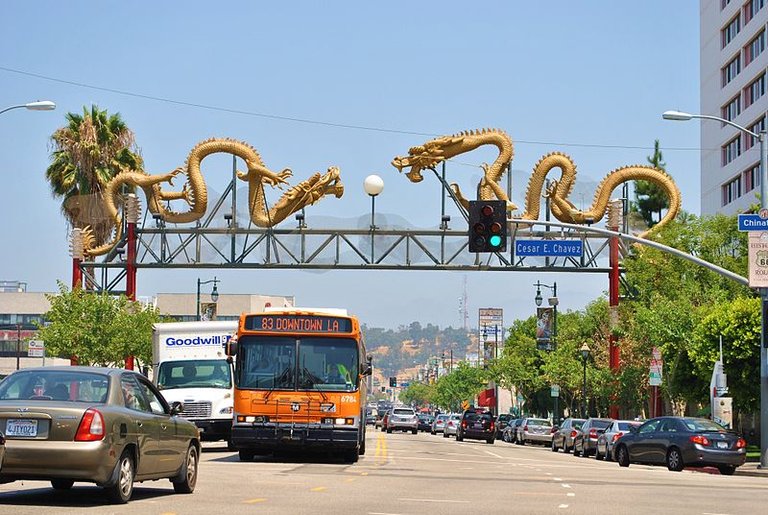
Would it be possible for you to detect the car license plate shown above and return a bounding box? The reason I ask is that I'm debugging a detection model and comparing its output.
[6,419,38,437]
[717,441,728,449]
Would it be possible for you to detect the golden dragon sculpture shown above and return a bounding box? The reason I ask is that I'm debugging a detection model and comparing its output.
[82,138,344,257]
[392,129,681,238]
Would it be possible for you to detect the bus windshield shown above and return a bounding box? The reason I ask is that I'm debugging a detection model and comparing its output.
[237,335,358,392]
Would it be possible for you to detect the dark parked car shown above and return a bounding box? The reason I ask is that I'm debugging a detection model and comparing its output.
[596,420,642,461]
[495,414,513,439]
[418,414,435,432]
[502,418,523,443]
[0,367,201,503]
[573,418,613,457]
[551,417,586,453]
[614,417,747,474]
[456,409,495,444]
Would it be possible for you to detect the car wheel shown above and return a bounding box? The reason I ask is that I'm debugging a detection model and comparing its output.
[666,447,684,472]
[51,479,75,490]
[239,450,255,461]
[173,444,199,494]
[519,437,525,446]
[226,439,236,452]
[104,451,134,504]
[595,447,603,460]
[360,435,366,456]
[616,445,630,467]
[551,439,558,452]
[486,438,494,444]
[431,430,436,435]
[412,429,417,435]
[386,427,392,434]
[564,443,571,453]
[456,433,463,442]
[718,465,736,476]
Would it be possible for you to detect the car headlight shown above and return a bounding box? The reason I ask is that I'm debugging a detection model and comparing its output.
[219,406,233,415]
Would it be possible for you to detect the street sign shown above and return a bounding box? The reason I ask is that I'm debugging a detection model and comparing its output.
[738,213,768,231]
[748,232,768,287]
[27,339,44,358]
[515,239,583,257]
[550,385,560,397]
[649,346,663,386]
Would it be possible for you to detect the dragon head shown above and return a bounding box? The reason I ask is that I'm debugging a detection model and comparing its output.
[392,136,462,183]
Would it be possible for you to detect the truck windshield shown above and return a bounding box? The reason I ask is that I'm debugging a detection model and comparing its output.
[237,335,358,392]
[156,359,231,390]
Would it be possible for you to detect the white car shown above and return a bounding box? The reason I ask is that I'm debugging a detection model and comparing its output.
[386,407,418,434]
[443,414,462,438]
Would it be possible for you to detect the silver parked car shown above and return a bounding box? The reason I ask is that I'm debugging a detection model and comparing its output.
[573,418,613,457]
[443,413,461,438]
[386,407,418,434]
[516,417,553,445]
[596,420,642,460]
[431,413,449,434]
[515,418,552,445]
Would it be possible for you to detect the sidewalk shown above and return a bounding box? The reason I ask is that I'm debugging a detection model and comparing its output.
[735,462,768,477]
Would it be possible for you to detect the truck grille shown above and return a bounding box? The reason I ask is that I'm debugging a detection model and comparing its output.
[181,401,212,418]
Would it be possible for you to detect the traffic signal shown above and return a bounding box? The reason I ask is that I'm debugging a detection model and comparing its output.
[389,376,397,387]
[468,200,507,252]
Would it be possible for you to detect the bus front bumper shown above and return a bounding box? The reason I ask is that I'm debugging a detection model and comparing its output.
[231,423,359,450]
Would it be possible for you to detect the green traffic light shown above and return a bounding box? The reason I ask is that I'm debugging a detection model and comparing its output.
[489,235,502,247]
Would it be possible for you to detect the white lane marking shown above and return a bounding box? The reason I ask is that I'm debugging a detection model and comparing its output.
[553,477,563,481]
[369,513,403,515]
[559,505,569,509]
[399,498,470,504]
[561,484,571,488]
[484,450,505,459]
[567,493,575,497]
[546,472,553,476]
[701,513,732,515]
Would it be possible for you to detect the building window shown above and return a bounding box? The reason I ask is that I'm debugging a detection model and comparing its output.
[722,15,741,48]
[723,0,732,7]
[722,176,743,205]
[744,0,765,24]
[744,71,766,107]
[723,135,742,165]
[722,54,742,86]
[743,162,762,191]
[746,115,767,149]
[744,29,765,65]
[722,94,742,121]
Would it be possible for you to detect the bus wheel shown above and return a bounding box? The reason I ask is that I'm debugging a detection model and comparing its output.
[359,436,366,456]
[238,450,255,461]
[344,448,359,463]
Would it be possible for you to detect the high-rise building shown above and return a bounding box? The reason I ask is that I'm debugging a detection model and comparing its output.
[701,0,767,215]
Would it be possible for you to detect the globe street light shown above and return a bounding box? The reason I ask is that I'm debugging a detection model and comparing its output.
[580,342,591,418]
[364,175,384,263]
[196,277,220,321]
[0,100,56,116]
[663,109,768,468]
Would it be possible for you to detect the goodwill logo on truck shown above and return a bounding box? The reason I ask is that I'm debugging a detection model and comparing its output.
[165,334,233,346]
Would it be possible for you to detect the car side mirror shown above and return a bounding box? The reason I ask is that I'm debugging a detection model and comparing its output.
[225,338,238,357]
[170,401,184,416]
[362,357,373,376]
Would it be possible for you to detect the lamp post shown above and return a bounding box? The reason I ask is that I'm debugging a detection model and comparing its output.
[663,109,768,469]
[0,100,56,116]
[580,342,591,418]
[535,281,559,419]
[363,175,384,263]
[196,277,220,321]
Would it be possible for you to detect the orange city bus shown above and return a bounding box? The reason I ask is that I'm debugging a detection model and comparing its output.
[225,308,371,462]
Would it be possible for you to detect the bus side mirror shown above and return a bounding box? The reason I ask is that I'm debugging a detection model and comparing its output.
[362,357,373,376]
[225,339,238,357]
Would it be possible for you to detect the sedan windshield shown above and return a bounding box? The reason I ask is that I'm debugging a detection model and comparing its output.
[528,419,552,426]
[0,370,109,403]
[394,409,414,415]
[681,418,727,432]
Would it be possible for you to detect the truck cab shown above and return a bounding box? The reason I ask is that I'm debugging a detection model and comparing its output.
[152,321,238,444]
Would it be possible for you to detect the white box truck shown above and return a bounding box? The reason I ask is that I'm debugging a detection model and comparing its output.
[152,321,238,444]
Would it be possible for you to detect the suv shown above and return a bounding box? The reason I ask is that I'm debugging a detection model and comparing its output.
[456,409,496,444]
[386,407,418,434]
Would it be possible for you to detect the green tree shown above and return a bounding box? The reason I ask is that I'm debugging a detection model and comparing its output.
[635,140,671,227]
[46,105,143,242]
[399,382,435,408]
[432,363,487,412]
[36,282,163,367]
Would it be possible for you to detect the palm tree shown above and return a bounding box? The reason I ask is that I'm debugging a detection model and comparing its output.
[46,105,143,242]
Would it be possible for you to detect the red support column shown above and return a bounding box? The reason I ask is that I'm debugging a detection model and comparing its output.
[124,219,137,371]
[71,256,82,366]
[608,234,620,419]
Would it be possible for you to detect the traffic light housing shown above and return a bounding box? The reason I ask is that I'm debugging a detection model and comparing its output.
[468,200,507,252]
[389,376,397,387]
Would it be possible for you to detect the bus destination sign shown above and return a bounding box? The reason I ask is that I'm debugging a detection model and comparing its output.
[245,315,353,333]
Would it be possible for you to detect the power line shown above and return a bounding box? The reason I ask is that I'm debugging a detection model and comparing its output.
[2,65,705,152]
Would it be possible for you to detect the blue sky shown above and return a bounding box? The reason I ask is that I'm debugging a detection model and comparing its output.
[0,1,700,329]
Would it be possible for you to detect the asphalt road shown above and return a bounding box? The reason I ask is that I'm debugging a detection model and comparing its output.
[1,429,767,514]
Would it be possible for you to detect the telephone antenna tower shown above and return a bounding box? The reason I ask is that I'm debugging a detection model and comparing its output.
[460,275,468,331]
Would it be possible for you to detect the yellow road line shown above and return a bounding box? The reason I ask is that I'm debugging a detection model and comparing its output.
[243,498,267,504]
[310,486,327,492]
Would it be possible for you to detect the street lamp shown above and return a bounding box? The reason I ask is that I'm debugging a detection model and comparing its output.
[0,100,56,116]
[663,109,768,469]
[364,175,384,263]
[196,277,220,321]
[536,281,559,419]
[580,342,591,418]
